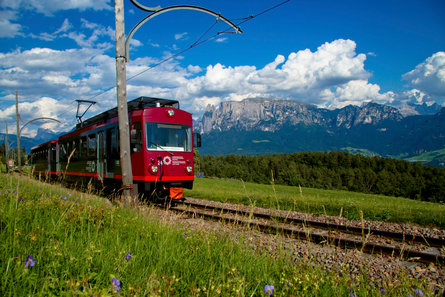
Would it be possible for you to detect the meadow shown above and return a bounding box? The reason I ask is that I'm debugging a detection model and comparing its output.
[184,177,445,228]
[0,173,439,296]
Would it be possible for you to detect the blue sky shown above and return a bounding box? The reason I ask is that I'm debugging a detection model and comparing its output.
[0,0,444,137]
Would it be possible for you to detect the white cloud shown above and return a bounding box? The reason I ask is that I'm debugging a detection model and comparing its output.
[0,10,22,38]
[328,80,395,108]
[177,39,379,109]
[3,38,441,137]
[55,18,72,34]
[0,97,77,137]
[403,51,445,97]
[19,0,112,16]
[215,37,227,43]
[174,32,188,41]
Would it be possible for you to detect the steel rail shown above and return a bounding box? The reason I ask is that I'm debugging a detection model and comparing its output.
[178,200,445,247]
[170,204,445,264]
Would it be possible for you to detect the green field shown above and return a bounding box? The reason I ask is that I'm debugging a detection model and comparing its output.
[185,177,445,228]
[403,148,445,167]
[0,173,440,296]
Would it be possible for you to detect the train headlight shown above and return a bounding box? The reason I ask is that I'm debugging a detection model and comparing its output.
[186,165,193,174]
[149,165,159,174]
[167,109,175,117]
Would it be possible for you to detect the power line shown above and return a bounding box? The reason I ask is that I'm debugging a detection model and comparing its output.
[75,0,292,107]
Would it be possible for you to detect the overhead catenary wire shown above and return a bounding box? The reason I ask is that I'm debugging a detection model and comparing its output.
[71,0,292,110]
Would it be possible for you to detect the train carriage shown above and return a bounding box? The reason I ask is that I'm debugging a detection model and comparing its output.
[31,96,201,200]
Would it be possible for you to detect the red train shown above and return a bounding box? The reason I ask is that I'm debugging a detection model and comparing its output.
[31,96,201,200]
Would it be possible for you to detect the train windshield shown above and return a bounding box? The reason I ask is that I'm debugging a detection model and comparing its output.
[146,123,192,152]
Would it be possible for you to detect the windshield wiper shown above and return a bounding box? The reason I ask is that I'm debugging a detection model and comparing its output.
[149,142,174,156]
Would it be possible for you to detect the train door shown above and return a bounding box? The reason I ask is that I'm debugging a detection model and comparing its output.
[106,126,119,176]
[130,121,143,176]
[97,131,105,181]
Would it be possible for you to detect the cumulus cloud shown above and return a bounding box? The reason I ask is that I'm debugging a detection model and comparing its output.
[3,37,441,137]
[0,97,77,137]
[0,47,110,102]
[402,51,445,98]
[178,39,385,109]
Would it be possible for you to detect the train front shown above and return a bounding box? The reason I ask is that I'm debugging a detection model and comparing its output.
[131,103,199,201]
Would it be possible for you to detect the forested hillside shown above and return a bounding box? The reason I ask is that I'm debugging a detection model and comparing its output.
[200,151,445,203]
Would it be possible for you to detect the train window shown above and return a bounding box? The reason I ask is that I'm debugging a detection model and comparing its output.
[81,136,87,158]
[88,134,97,157]
[146,122,192,152]
[130,122,142,153]
[61,143,67,161]
[107,127,119,159]
[71,140,78,160]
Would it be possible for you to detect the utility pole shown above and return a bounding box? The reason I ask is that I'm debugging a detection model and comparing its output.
[5,123,9,173]
[114,0,135,204]
[15,91,21,174]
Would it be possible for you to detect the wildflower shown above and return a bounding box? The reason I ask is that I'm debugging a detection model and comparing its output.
[126,252,131,261]
[183,232,187,238]
[380,287,385,294]
[60,243,63,247]
[112,278,121,292]
[23,255,35,267]
[350,295,356,297]
[415,289,424,296]
[263,285,274,295]
[337,269,343,277]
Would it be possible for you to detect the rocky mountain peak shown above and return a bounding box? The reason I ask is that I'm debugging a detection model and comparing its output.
[197,98,403,133]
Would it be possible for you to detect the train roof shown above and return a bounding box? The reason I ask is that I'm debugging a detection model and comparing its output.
[76,96,179,130]
[31,139,58,151]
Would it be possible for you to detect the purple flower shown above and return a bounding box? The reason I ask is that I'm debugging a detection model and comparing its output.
[23,255,35,267]
[263,285,274,295]
[125,252,131,261]
[415,289,424,296]
[380,287,386,294]
[183,232,187,238]
[112,278,121,292]
[350,295,356,297]
[337,269,343,277]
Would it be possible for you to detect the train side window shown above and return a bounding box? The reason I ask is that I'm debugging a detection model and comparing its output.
[81,136,87,158]
[88,134,97,157]
[107,127,119,159]
[69,140,76,160]
[61,143,67,161]
[130,122,142,153]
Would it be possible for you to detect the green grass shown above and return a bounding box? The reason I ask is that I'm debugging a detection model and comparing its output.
[0,173,439,296]
[184,177,445,228]
[404,148,445,164]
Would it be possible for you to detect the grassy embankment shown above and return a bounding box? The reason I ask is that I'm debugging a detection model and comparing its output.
[185,178,445,228]
[0,173,438,296]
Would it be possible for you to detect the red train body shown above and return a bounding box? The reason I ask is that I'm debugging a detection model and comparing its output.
[31,97,201,200]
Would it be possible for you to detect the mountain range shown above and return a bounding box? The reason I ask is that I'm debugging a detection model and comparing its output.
[196,98,445,167]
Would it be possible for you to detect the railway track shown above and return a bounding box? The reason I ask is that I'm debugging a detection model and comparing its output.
[169,198,445,264]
